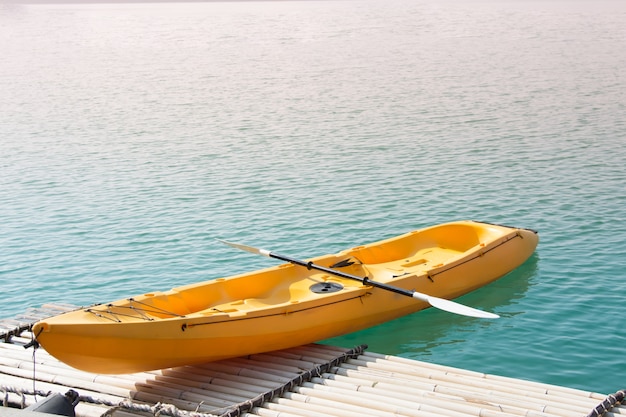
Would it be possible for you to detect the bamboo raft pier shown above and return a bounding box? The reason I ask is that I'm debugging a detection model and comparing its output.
[1,305,624,417]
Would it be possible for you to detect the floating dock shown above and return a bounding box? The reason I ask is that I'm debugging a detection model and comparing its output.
[1,305,623,417]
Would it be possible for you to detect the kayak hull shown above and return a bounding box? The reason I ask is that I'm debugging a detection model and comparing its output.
[33,220,538,374]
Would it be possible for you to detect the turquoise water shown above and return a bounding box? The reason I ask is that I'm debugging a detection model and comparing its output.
[1,0,625,395]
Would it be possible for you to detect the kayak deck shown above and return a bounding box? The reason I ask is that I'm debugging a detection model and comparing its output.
[99,221,516,320]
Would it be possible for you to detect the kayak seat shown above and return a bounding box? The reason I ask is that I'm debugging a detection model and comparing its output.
[342,224,481,264]
[245,285,320,307]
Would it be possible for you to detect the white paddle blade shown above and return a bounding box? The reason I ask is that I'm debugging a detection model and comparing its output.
[217,239,272,257]
[412,292,499,319]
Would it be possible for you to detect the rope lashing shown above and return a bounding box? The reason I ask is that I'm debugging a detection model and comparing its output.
[1,386,52,408]
[587,389,626,417]
[80,396,216,417]
[85,298,186,323]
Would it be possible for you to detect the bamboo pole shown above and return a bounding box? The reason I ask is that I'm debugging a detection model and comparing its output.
[264,399,364,417]
[320,371,579,417]
[40,303,79,312]
[246,353,318,370]
[245,406,302,417]
[293,383,474,417]
[280,391,415,417]
[310,374,569,417]
[145,375,256,402]
[196,361,293,384]
[338,358,601,410]
[155,372,267,396]
[225,357,311,376]
[164,366,280,390]
[363,352,604,400]
[259,344,348,363]
[333,364,597,416]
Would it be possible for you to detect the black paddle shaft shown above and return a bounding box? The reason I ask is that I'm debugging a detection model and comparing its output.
[268,251,415,299]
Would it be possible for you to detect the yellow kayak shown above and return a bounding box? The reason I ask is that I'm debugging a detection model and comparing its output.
[33,220,538,374]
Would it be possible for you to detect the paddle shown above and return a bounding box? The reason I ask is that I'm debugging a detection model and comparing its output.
[218,239,499,319]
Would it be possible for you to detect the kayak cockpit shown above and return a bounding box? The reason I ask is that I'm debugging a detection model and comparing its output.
[340,223,489,265]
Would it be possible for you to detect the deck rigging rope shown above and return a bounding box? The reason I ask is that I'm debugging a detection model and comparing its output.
[127,298,187,318]
[85,298,185,322]
[586,389,626,417]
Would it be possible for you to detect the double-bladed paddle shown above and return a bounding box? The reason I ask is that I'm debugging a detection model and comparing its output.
[218,239,499,319]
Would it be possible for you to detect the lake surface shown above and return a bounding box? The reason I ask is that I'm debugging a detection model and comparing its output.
[1,0,625,395]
